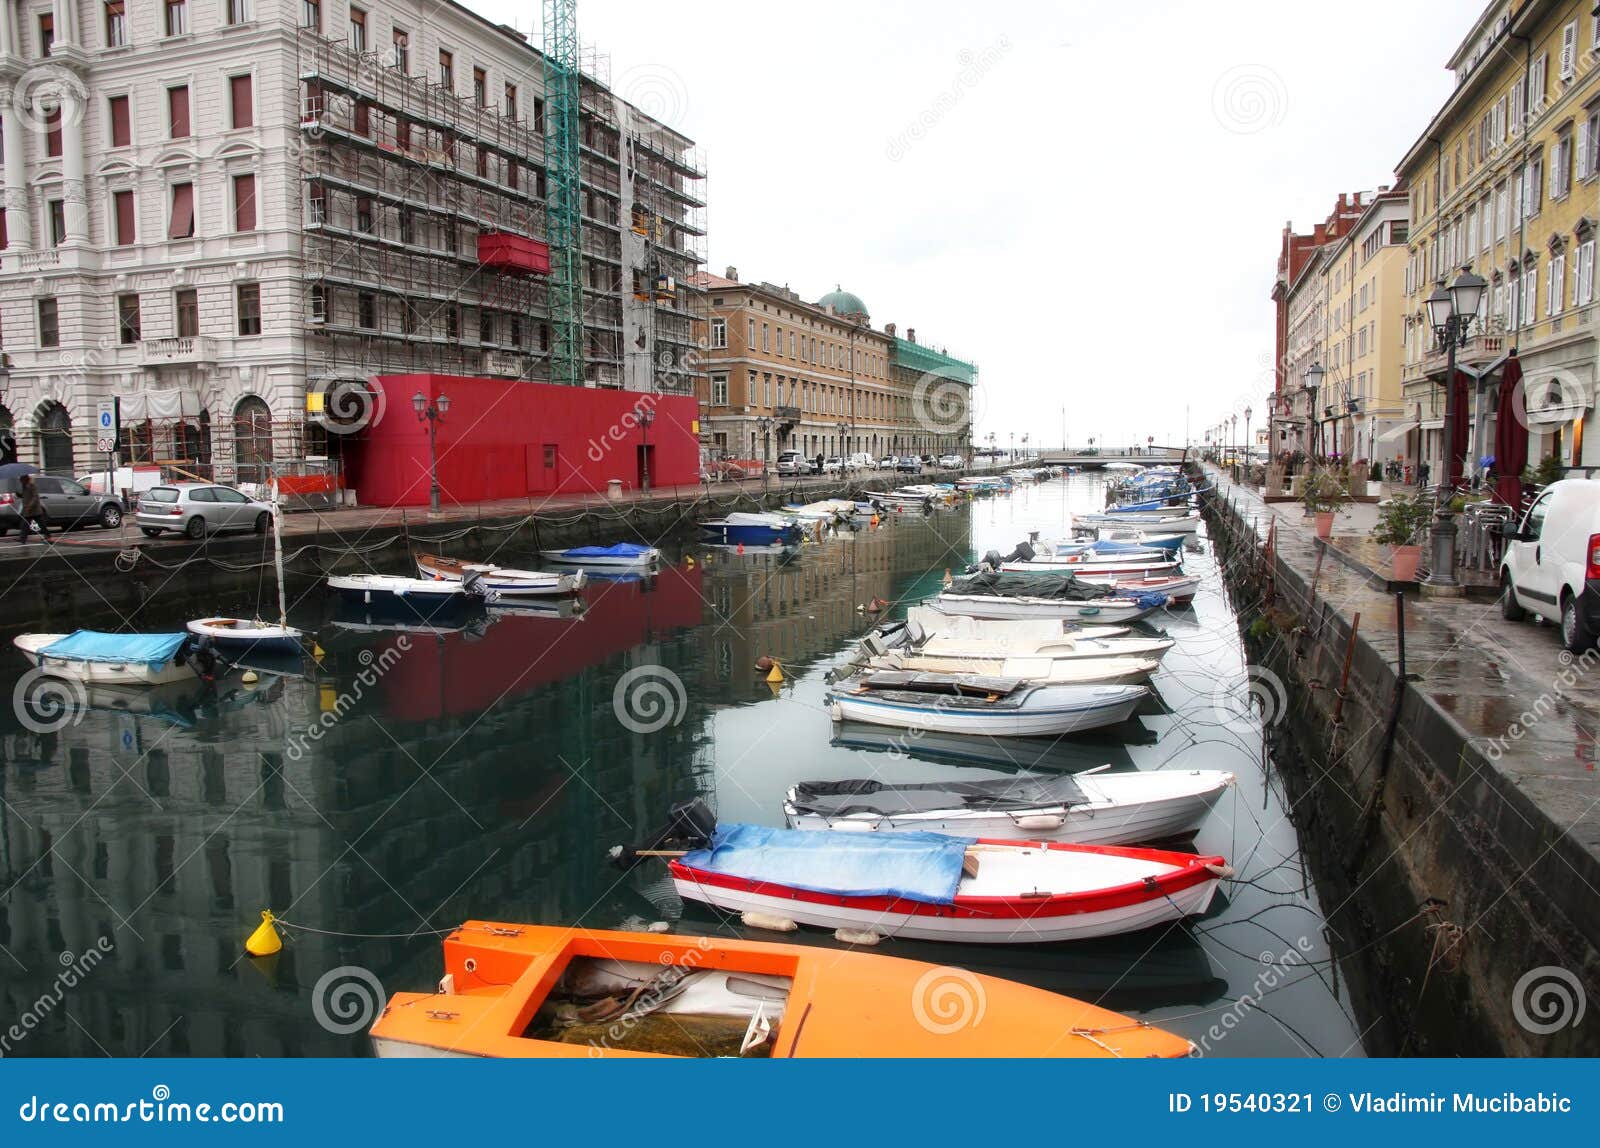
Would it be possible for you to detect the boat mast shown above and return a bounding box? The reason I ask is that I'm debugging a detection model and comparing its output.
[271,473,288,627]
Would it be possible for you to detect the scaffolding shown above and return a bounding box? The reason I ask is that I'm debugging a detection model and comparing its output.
[542,0,584,388]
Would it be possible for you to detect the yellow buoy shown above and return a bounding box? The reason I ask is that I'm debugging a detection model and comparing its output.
[241,670,259,684]
[766,661,785,684]
[245,909,282,957]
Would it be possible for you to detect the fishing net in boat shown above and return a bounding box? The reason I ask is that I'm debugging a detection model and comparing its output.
[948,570,1111,601]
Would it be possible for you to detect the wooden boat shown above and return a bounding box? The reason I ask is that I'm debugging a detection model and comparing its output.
[1071,572,1200,604]
[998,558,1183,580]
[871,650,1160,684]
[367,922,1194,1057]
[934,592,1164,624]
[667,824,1228,944]
[14,631,199,686]
[785,768,1237,845]
[1077,513,1200,534]
[828,672,1146,736]
[185,617,305,655]
[540,542,660,569]
[903,606,1135,643]
[415,553,585,598]
[327,572,498,604]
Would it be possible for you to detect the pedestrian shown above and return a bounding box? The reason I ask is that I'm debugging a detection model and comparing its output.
[16,474,47,545]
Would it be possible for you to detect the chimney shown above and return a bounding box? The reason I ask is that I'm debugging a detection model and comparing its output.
[724,266,738,281]
[885,322,897,337]
[907,328,917,344]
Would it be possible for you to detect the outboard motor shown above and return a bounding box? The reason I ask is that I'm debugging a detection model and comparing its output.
[609,798,717,868]
[981,549,1005,571]
[1004,541,1036,564]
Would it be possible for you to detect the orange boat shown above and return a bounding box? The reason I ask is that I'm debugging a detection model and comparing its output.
[369,922,1193,1058]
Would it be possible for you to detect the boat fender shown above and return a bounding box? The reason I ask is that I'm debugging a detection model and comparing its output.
[833,928,881,946]
[1013,814,1065,831]
[437,973,457,995]
[741,911,798,933]
[244,909,282,957]
[1204,862,1235,878]
[646,921,671,933]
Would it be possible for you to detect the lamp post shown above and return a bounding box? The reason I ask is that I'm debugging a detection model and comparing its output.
[1243,406,1252,481]
[756,415,774,485]
[638,405,657,493]
[412,390,451,512]
[1422,267,1488,589]
[1304,362,1324,461]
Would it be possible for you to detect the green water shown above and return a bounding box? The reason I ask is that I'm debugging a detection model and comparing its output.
[0,476,1367,1057]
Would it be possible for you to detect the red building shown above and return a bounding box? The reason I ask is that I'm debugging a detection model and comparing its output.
[344,374,702,508]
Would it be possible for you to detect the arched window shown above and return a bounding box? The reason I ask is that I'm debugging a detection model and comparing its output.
[0,404,14,465]
[35,402,73,474]
[233,396,274,485]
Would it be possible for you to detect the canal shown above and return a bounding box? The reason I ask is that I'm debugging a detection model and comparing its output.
[0,475,1370,1057]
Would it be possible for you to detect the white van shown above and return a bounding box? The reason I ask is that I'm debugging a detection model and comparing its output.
[77,465,165,503]
[1499,478,1600,651]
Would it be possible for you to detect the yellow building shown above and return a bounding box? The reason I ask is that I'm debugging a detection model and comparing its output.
[1397,0,1599,478]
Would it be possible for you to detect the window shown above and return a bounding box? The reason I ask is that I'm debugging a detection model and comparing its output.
[348,6,365,52]
[510,316,523,348]
[1529,53,1547,114]
[1576,240,1595,308]
[711,373,728,406]
[168,182,193,238]
[1548,253,1565,316]
[354,99,370,137]
[226,0,249,25]
[236,283,261,335]
[478,310,494,344]
[301,0,319,31]
[1510,77,1525,135]
[473,67,487,106]
[105,0,127,46]
[44,105,61,156]
[357,292,376,329]
[392,28,408,72]
[1559,22,1577,82]
[107,94,131,147]
[176,288,199,337]
[168,86,190,137]
[38,298,59,347]
[761,323,769,352]
[395,117,410,151]
[355,196,372,232]
[747,318,755,347]
[439,49,453,89]
[774,326,782,355]
[1522,155,1542,218]
[505,84,517,120]
[47,199,65,245]
[710,317,726,348]
[164,0,187,36]
[38,13,53,56]
[1580,109,1597,181]
[1551,131,1572,200]
[117,294,141,344]
[230,75,253,129]
[445,305,459,339]
[112,189,135,245]
[1521,265,1538,323]
[232,173,256,231]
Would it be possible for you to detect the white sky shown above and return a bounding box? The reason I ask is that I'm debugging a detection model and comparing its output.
[475,0,1487,450]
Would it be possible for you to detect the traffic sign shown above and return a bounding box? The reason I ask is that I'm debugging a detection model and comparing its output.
[95,398,119,455]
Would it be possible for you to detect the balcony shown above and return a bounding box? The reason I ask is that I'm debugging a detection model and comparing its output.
[140,336,215,365]
[1423,323,1506,375]
[774,405,800,428]
[482,350,528,378]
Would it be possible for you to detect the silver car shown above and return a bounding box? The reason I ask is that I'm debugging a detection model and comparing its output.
[136,483,275,540]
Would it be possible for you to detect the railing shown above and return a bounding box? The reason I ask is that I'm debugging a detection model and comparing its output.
[140,336,214,364]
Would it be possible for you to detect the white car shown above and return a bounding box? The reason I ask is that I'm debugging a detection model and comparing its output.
[938,455,965,469]
[848,452,876,470]
[821,457,844,474]
[1500,478,1600,651]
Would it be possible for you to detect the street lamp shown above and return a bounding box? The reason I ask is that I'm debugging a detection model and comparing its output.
[756,415,774,485]
[1243,406,1252,479]
[637,404,657,492]
[1421,266,1489,588]
[1304,362,1324,459]
[412,390,450,512]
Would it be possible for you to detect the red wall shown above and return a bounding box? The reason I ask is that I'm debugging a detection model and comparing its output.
[346,374,701,507]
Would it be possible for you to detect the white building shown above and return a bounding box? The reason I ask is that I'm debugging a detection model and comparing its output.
[0,0,704,483]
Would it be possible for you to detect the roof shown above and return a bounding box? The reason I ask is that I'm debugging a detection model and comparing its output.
[892,338,976,384]
[817,288,869,319]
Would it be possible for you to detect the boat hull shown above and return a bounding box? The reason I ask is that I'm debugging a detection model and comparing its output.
[415,558,583,598]
[699,521,802,546]
[13,634,196,686]
[185,619,304,654]
[934,594,1160,623]
[828,685,1143,736]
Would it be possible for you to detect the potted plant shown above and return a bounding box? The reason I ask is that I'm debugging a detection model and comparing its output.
[1370,494,1432,581]
[1301,469,1350,539]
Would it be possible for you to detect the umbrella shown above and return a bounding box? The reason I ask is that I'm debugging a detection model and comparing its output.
[1493,352,1525,509]
[1447,368,1471,489]
[0,462,40,481]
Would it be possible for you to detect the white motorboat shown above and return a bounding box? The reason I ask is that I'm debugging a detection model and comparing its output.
[828,672,1147,736]
[415,553,586,598]
[904,606,1133,643]
[1078,513,1200,534]
[933,593,1164,624]
[540,542,661,569]
[999,556,1183,577]
[186,476,306,655]
[870,650,1159,684]
[1070,572,1200,603]
[327,572,498,604]
[785,768,1237,846]
[14,632,199,686]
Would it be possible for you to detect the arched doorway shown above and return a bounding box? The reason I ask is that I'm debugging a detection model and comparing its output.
[233,396,273,485]
[35,402,73,474]
[0,403,14,465]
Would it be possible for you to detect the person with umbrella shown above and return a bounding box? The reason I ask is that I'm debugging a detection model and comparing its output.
[15,473,47,545]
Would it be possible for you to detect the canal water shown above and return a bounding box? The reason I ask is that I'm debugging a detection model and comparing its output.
[0,476,1369,1057]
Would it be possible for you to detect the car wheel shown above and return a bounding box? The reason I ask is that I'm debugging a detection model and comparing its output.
[1560,591,1596,653]
[1499,571,1527,622]
[185,516,206,540]
[254,511,270,534]
[99,503,123,529]
[141,527,163,538]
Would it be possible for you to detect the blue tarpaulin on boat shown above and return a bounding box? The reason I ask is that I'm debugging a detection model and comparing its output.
[680,823,973,906]
[1128,591,1170,609]
[38,631,188,669]
[559,542,654,559]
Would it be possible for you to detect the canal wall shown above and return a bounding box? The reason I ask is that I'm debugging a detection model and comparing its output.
[1202,475,1600,1056]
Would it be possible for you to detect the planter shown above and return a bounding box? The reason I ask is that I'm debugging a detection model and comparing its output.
[1290,474,1306,497]
[1391,544,1422,582]
[1314,511,1334,539]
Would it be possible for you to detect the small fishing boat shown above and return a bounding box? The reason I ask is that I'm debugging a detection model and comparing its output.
[828,671,1147,736]
[699,517,805,546]
[934,592,1165,624]
[663,823,1228,944]
[327,572,498,605]
[859,489,933,508]
[415,553,586,598]
[1089,530,1187,552]
[998,556,1184,577]
[902,606,1135,643]
[1072,572,1200,604]
[185,617,305,655]
[1077,512,1200,534]
[367,922,1195,1057]
[870,650,1160,684]
[14,631,200,686]
[785,768,1237,845]
[540,541,660,569]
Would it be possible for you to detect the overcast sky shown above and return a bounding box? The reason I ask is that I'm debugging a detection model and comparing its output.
[478,0,1486,450]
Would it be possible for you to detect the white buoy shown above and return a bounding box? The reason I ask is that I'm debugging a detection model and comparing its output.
[740,911,798,933]
[834,928,882,946]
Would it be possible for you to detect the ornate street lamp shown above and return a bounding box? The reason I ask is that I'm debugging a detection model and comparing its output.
[1421,267,1488,588]
[412,390,451,512]
[637,405,657,493]
[1304,362,1324,458]
[1243,406,1252,479]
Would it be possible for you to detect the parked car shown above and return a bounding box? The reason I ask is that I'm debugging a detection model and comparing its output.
[0,475,128,534]
[938,454,965,469]
[77,465,166,502]
[1500,478,1600,652]
[775,450,805,477]
[821,457,844,474]
[877,455,897,470]
[848,452,876,471]
[135,483,276,540]
[895,457,923,475]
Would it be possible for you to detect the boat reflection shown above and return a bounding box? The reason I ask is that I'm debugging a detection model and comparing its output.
[830,720,1143,773]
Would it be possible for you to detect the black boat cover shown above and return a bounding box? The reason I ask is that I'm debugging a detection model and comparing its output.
[949,569,1111,601]
[789,775,1089,818]
[859,670,1025,696]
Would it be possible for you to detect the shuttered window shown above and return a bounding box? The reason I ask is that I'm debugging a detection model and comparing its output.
[113,189,135,245]
[168,86,190,138]
[230,75,253,129]
[233,174,256,231]
[169,182,194,238]
[108,95,131,147]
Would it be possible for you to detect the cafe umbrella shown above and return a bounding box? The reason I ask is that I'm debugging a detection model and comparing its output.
[1493,351,1526,510]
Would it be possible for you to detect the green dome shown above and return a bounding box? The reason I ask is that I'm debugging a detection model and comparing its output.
[817,287,868,320]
